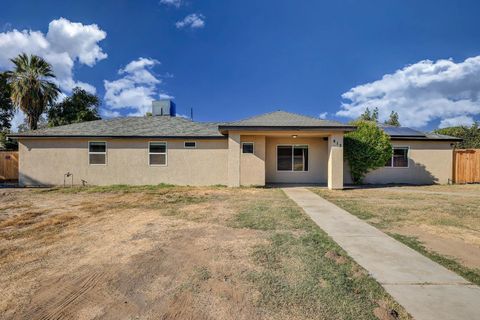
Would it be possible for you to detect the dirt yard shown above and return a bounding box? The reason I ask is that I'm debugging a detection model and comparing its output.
[313,185,480,284]
[0,185,409,320]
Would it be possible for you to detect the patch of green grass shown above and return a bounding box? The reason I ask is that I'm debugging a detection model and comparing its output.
[328,198,377,220]
[389,233,480,286]
[43,183,177,194]
[248,230,409,319]
[210,184,228,188]
[229,192,313,231]
[193,266,212,281]
[236,190,410,319]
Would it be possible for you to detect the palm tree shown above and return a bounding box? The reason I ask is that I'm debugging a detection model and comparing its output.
[7,53,60,130]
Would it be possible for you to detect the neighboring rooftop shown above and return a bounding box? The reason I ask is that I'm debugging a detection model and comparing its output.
[380,125,462,141]
[218,111,355,130]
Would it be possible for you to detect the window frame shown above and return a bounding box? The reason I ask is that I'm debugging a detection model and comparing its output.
[88,141,107,166]
[184,141,197,149]
[385,146,410,168]
[149,141,168,167]
[241,142,255,154]
[276,144,309,172]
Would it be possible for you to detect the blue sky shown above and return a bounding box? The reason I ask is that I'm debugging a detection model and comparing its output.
[2,0,480,130]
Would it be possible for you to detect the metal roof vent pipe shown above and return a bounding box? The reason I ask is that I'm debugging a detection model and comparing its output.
[152,99,176,117]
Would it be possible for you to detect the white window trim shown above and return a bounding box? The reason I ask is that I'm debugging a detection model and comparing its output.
[88,141,107,166]
[149,141,168,166]
[385,146,410,169]
[184,141,197,149]
[276,144,309,172]
[241,142,255,154]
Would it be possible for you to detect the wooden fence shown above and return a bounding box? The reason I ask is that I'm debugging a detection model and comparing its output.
[0,151,19,181]
[454,149,480,184]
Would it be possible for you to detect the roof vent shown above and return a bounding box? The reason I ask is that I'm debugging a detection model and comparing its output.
[152,99,176,117]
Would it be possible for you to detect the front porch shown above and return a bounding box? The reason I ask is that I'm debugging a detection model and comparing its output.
[226,131,345,189]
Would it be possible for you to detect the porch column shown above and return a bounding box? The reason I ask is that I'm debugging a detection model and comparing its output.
[228,133,241,187]
[327,133,344,190]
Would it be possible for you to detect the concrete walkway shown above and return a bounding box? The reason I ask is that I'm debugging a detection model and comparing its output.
[283,187,480,320]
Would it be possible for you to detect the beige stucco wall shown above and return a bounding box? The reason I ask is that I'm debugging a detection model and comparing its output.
[265,137,328,184]
[19,135,452,187]
[240,135,266,186]
[18,138,229,186]
[227,134,241,187]
[344,140,454,185]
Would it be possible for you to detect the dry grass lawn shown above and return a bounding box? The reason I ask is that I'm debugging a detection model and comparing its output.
[0,185,409,320]
[313,185,480,283]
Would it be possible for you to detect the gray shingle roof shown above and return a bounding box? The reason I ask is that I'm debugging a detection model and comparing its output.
[219,111,354,128]
[9,110,355,138]
[11,116,226,138]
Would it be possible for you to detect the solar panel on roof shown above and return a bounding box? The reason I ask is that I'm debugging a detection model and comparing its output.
[382,127,426,137]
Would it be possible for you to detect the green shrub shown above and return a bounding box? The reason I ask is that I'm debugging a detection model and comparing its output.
[344,121,392,184]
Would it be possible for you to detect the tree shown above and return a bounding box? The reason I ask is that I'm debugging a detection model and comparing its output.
[434,122,480,149]
[384,111,401,127]
[0,72,14,131]
[0,72,16,150]
[7,53,60,130]
[18,115,48,133]
[344,120,392,184]
[359,107,379,122]
[48,87,101,127]
[0,131,17,150]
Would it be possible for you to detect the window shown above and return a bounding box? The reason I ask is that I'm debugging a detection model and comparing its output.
[184,141,196,148]
[242,142,254,154]
[277,145,308,171]
[385,147,409,168]
[149,142,167,166]
[89,142,106,165]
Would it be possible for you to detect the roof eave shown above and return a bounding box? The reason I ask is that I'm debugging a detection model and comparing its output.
[390,136,463,141]
[218,125,356,133]
[8,134,227,140]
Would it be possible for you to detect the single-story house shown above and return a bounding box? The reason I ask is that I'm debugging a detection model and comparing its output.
[9,99,461,189]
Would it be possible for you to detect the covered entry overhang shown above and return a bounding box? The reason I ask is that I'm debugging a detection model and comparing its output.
[218,127,353,190]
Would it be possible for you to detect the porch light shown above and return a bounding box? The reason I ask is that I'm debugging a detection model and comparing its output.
[292,135,298,139]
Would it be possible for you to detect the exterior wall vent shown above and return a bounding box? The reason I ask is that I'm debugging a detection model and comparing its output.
[152,99,176,116]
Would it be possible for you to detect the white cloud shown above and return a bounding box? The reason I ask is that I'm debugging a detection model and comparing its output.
[46,18,107,66]
[159,0,182,7]
[159,93,175,99]
[337,56,480,128]
[176,14,205,29]
[439,115,475,128]
[319,112,328,119]
[103,57,171,116]
[0,17,107,93]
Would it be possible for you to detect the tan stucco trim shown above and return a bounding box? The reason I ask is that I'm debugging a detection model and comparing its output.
[328,133,344,189]
[227,134,241,187]
[240,135,266,186]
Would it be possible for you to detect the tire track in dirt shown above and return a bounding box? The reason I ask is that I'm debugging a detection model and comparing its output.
[20,272,107,320]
